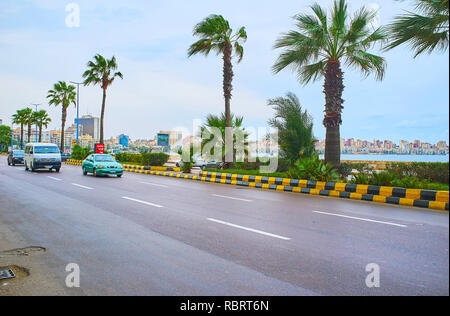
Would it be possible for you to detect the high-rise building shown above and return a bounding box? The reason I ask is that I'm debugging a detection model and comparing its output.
[118,134,130,148]
[75,115,100,140]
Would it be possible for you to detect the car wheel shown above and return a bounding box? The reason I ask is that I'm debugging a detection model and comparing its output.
[55,168,60,173]
[117,174,122,178]
[12,162,15,166]
[31,163,35,172]
[7,160,10,166]
[82,167,87,176]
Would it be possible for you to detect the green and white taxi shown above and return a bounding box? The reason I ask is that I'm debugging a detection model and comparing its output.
[82,154,123,177]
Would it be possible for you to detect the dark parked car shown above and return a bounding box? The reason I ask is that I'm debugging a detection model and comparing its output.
[61,152,71,162]
[7,150,24,166]
[205,161,224,169]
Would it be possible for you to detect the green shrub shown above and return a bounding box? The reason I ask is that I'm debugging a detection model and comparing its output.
[115,153,142,164]
[386,162,449,184]
[337,162,354,179]
[351,173,371,185]
[369,172,397,186]
[71,145,93,160]
[287,155,339,182]
[141,153,169,166]
[181,162,193,173]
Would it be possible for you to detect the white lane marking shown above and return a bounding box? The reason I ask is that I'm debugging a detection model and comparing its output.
[313,211,408,228]
[139,181,168,188]
[207,218,291,241]
[122,196,163,208]
[47,176,62,181]
[212,194,252,202]
[71,183,94,190]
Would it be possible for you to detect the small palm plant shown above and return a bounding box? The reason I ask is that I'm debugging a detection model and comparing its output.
[386,0,449,57]
[268,92,317,164]
[199,113,248,163]
[188,15,247,166]
[273,0,387,167]
[31,110,51,142]
[83,54,123,144]
[47,81,76,150]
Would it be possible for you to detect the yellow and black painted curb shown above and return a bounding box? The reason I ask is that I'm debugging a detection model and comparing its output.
[65,159,180,172]
[122,164,181,172]
[199,171,449,211]
[64,159,449,211]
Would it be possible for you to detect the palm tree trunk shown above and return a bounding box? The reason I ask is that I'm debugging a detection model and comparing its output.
[27,122,31,144]
[39,125,42,142]
[100,88,107,144]
[61,108,67,151]
[20,124,23,148]
[223,42,234,166]
[323,59,344,168]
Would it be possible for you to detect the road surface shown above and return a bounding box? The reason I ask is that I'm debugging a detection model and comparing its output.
[0,156,448,295]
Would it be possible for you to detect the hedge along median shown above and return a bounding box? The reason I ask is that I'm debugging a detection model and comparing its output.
[64,159,448,211]
[65,159,180,172]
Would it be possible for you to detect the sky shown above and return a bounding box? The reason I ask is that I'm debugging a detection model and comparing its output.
[0,0,448,144]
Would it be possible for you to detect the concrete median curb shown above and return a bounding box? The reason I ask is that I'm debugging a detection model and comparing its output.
[199,171,449,211]
[63,159,448,211]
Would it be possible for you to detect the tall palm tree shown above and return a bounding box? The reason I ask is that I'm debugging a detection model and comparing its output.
[21,107,33,145]
[188,14,247,166]
[386,0,449,57]
[272,0,387,167]
[12,109,27,148]
[31,110,51,142]
[82,54,123,144]
[47,81,76,151]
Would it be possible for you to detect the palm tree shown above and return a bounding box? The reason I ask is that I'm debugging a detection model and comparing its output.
[12,109,27,148]
[272,0,387,167]
[188,14,247,166]
[31,110,51,142]
[47,81,76,151]
[268,92,316,164]
[386,0,449,57]
[21,108,33,145]
[82,54,123,144]
[199,113,248,163]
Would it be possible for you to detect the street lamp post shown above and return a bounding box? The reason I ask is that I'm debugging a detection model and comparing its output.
[70,81,82,146]
[30,103,41,143]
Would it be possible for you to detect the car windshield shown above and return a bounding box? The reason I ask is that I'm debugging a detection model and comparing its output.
[95,155,116,162]
[34,146,60,154]
[13,150,24,156]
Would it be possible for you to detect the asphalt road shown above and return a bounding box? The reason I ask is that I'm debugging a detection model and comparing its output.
[0,156,448,296]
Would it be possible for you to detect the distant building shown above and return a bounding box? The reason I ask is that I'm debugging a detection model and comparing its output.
[0,119,3,126]
[118,134,130,148]
[75,115,100,140]
[158,130,183,147]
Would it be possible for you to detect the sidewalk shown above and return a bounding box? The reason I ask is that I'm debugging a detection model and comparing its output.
[0,211,73,296]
